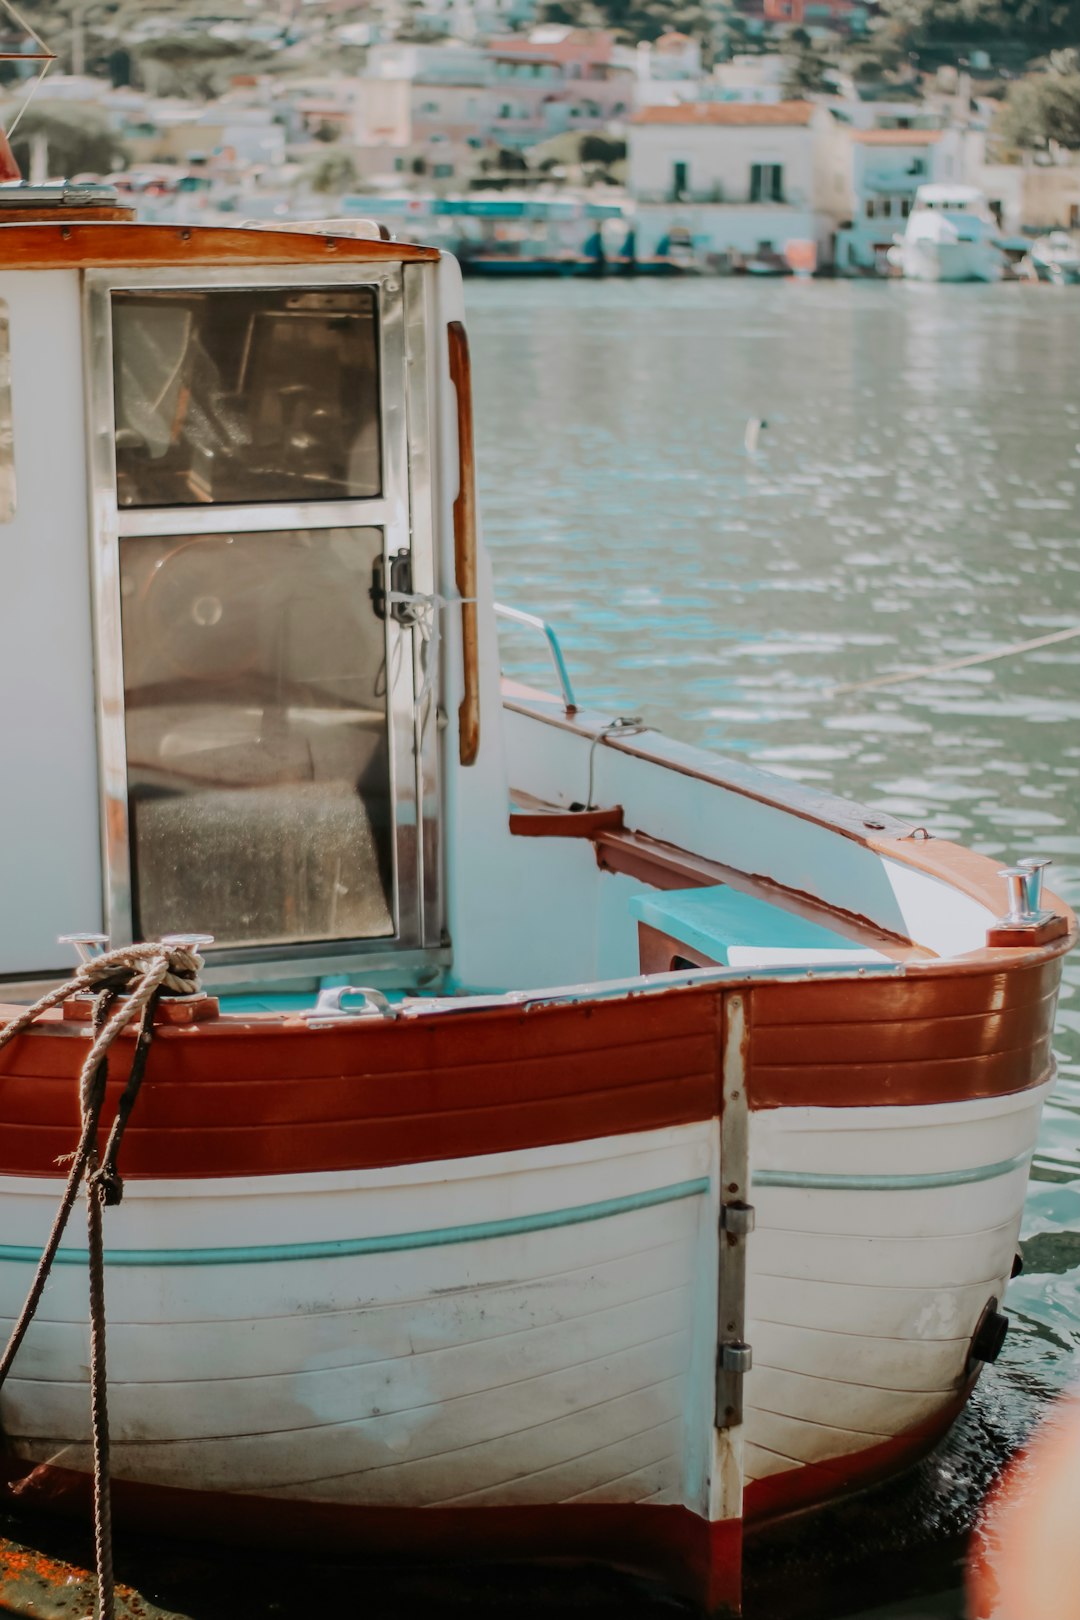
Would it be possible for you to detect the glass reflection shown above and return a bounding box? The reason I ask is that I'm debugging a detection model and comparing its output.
[112,287,381,508]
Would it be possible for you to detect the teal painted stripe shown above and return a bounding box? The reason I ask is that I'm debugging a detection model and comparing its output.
[753,1151,1030,1193]
[0,1177,710,1269]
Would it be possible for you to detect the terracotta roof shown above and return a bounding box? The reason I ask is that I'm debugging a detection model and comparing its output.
[631,101,814,127]
[850,128,942,144]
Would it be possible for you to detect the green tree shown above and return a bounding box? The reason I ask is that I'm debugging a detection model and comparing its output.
[132,34,269,99]
[580,133,627,162]
[539,0,721,49]
[9,102,129,177]
[309,151,359,195]
[998,69,1080,148]
[782,43,829,94]
[878,0,1080,54]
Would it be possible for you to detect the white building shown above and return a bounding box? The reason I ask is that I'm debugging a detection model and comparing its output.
[627,100,840,264]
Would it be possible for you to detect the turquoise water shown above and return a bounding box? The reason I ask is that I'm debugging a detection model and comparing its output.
[470,276,1080,1614]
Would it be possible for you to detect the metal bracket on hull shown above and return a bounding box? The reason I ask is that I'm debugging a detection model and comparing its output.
[716,995,753,1432]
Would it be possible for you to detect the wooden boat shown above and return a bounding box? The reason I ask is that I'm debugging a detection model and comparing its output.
[0,175,1074,1619]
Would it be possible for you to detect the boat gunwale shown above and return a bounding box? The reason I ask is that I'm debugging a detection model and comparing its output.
[501,685,1078,967]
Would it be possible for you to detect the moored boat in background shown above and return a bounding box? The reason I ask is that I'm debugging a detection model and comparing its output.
[894,185,1007,283]
[0,166,1073,1620]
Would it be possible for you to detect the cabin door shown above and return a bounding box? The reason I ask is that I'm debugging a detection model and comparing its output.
[85,266,439,973]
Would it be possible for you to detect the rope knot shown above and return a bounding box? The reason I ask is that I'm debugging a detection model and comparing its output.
[89,1166,124,1208]
[78,940,204,1001]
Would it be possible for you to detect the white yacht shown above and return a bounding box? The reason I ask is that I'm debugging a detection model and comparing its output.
[896,185,1006,283]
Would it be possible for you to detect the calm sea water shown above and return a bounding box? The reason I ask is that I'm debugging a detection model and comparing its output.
[470,276,1080,1618]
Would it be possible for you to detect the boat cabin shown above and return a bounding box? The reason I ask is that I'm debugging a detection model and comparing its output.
[0,191,462,995]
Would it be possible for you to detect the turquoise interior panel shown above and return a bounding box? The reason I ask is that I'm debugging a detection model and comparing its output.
[628,885,869,965]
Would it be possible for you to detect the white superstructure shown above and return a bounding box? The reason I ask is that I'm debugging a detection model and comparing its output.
[897,184,1005,283]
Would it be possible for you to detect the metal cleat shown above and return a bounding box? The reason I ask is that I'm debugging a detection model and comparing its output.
[58,932,109,965]
[305,986,397,1024]
[996,860,1057,930]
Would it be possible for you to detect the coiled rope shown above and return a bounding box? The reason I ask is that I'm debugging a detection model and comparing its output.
[0,941,203,1620]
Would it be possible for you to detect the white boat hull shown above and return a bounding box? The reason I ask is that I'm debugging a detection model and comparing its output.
[0,1080,1047,1518]
[902,238,1004,283]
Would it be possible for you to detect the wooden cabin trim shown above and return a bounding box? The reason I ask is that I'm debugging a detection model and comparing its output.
[0,205,135,224]
[448,320,480,766]
[0,222,440,268]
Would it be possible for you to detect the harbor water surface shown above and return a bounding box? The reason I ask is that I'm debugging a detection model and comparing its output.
[4,277,1079,1619]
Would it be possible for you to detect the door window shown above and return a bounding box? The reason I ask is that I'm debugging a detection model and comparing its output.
[112,287,381,508]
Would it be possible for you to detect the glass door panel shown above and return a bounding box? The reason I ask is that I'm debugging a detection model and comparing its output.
[111,286,381,508]
[119,526,394,948]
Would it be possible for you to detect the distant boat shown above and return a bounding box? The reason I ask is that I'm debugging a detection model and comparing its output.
[608,225,691,277]
[457,245,590,278]
[893,185,1007,283]
[1029,231,1080,285]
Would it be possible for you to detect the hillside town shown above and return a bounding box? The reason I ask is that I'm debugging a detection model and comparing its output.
[5,0,1080,272]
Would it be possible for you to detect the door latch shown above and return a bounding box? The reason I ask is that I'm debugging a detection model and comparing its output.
[371,549,418,625]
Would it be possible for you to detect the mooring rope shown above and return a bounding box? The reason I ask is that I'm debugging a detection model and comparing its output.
[830,623,1080,698]
[0,941,203,1620]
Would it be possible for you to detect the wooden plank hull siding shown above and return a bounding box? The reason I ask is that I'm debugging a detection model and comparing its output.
[0,989,723,1180]
[747,953,1062,1109]
[0,946,1065,1180]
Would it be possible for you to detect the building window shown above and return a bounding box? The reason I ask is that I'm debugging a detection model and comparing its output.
[908,158,926,176]
[881,198,891,218]
[900,197,910,216]
[750,163,783,203]
[866,198,876,218]
[433,162,453,177]
[672,159,689,200]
